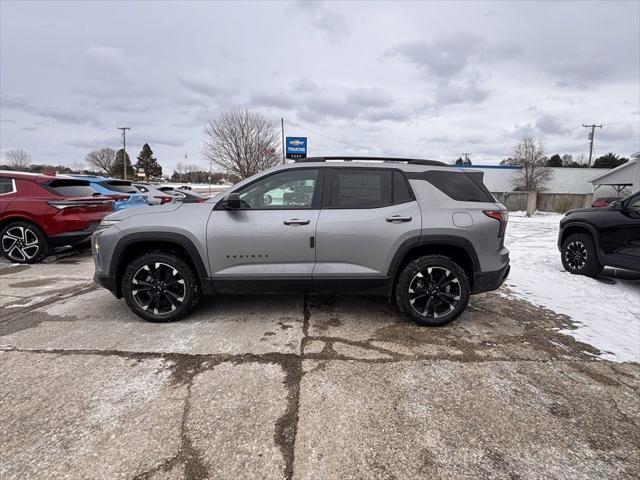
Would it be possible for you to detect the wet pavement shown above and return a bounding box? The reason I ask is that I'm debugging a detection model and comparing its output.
[1,250,639,479]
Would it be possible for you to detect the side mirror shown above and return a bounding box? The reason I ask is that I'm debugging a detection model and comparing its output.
[223,192,241,209]
[610,200,623,210]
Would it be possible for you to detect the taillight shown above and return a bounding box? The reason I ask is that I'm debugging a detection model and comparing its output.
[110,194,130,202]
[483,210,508,237]
[196,198,205,203]
[154,195,173,204]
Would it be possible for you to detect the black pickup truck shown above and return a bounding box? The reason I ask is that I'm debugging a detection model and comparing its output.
[558,191,640,276]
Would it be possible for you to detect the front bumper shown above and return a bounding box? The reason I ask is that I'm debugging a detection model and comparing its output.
[94,272,120,298]
[472,263,510,294]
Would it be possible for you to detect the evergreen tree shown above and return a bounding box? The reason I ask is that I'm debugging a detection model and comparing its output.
[546,154,563,167]
[454,157,464,165]
[113,149,136,179]
[593,153,628,169]
[135,143,163,180]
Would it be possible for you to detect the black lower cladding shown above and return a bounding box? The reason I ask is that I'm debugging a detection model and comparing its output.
[94,272,120,297]
[472,264,510,294]
[49,224,99,247]
[211,276,389,295]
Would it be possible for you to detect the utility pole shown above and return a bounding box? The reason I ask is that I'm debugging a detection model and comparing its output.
[582,124,602,166]
[117,127,130,180]
[281,118,286,165]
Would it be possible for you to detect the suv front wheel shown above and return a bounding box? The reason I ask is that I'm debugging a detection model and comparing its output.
[122,252,200,322]
[561,233,603,277]
[396,255,471,327]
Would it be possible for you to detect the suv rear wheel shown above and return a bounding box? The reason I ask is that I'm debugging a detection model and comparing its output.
[0,221,48,263]
[561,233,602,277]
[122,252,200,322]
[396,255,470,327]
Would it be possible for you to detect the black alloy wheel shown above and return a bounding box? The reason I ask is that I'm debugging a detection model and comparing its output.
[0,221,48,263]
[561,233,603,277]
[122,252,200,322]
[396,254,470,327]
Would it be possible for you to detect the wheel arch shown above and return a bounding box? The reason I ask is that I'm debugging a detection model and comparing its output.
[110,233,213,297]
[387,235,479,295]
[0,215,47,234]
[560,222,600,258]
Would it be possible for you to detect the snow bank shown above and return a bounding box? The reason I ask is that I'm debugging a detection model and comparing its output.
[503,212,640,363]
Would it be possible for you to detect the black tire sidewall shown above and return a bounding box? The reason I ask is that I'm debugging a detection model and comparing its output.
[561,233,602,277]
[396,254,471,327]
[0,221,48,263]
[122,252,199,322]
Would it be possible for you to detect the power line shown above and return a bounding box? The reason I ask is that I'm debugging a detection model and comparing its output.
[582,124,602,166]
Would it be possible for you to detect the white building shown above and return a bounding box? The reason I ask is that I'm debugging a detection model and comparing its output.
[463,165,621,196]
[589,152,639,196]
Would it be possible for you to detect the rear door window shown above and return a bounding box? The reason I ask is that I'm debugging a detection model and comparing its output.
[47,179,96,197]
[325,169,392,208]
[0,177,16,195]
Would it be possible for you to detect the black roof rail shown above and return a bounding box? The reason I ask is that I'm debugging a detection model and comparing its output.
[294,156,448,167]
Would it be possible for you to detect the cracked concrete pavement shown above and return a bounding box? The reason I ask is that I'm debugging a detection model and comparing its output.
[1,249,639,479]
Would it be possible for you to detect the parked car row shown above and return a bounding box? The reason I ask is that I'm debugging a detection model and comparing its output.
[0,170,207,263]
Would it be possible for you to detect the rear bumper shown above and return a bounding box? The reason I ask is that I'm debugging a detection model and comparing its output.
[472,263,510,294]
[49,224,99,247]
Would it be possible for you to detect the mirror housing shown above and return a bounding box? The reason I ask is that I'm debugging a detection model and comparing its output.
[222,192,241,209]
[610,200,624,211]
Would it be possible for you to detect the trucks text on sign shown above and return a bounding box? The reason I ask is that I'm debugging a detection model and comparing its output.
[286,137,307,159]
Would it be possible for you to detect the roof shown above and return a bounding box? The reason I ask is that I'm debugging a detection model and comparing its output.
[297,156,447,167]
[589,159,637,186]
[0,170,73,182]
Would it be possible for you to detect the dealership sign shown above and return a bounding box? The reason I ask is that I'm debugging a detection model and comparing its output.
[286,137,307,159]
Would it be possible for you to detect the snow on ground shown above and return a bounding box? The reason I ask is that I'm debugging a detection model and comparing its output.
[503,211,640,363]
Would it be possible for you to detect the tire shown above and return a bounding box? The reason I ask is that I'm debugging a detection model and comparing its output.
[0,221,49,263]
[561,233,603,277]
[122,252,200,322]
[395,255,471,327]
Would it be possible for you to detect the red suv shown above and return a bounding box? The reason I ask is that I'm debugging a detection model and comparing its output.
[0,171,114,263]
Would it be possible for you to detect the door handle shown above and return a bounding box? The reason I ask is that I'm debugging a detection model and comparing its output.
[284,219,310,225]
[386,215,412,223]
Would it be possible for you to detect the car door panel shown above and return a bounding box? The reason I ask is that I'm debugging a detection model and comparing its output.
[314,168,421,279]
[206,167,321,280]
[314,201,421,278]
[207,209,319,278]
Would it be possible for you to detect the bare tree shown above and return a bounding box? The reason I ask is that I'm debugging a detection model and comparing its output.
[5,149,31,170]
[202,109,280,179]
[511,137,552,192]
[70,159,85,173]
[85,148,116,176]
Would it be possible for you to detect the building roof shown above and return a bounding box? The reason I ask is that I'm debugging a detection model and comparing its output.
[589,159,637,186]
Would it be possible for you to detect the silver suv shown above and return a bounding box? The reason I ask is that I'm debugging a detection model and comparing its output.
[92,157,510,326]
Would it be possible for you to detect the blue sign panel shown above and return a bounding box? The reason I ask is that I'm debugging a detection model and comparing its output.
[286,137,307,159]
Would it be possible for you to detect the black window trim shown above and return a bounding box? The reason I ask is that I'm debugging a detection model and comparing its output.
[0,177,17,196]
[213,166,325,211]
[321,167,416,210]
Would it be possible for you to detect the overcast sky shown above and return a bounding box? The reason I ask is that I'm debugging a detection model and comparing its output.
[1,0,639,172]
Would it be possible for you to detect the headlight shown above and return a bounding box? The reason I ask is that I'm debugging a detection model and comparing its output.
[96,219,120,231]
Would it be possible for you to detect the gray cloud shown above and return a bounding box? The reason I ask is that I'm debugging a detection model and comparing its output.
[535,114,569,136]
[0,1,637,170]
[288,0,348,39]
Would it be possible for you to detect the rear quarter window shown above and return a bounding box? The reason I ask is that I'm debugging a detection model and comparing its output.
[413,170,495,202]
[0,177,16,195]
[47,179,96,197]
